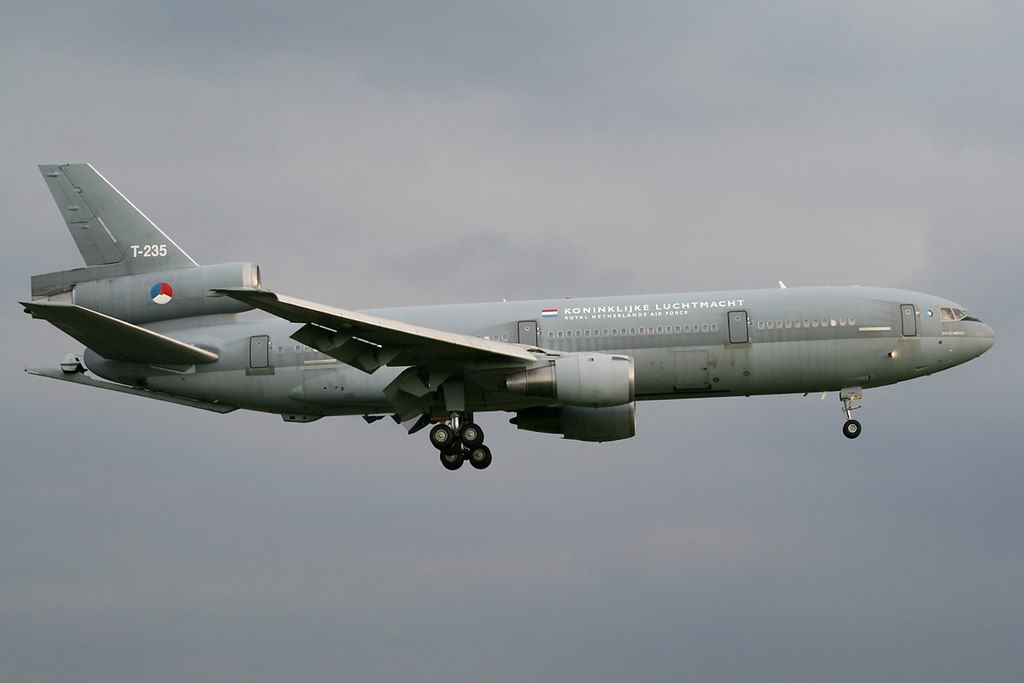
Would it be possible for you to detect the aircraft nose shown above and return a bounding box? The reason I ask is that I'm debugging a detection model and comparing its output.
[970,322,996,356]
[980,323,995,351]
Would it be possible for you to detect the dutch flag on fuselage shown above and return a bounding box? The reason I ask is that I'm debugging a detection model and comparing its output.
[541,308,558,317]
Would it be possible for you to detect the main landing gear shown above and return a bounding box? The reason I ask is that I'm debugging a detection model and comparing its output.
[429,414,492,471]
[840,387,863,439]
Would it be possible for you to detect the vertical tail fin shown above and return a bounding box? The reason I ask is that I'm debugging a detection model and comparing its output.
[39,163,197,273]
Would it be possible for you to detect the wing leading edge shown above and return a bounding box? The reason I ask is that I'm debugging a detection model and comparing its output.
[215,288,537,373]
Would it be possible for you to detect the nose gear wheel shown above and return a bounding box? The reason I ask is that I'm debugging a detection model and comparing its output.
[839,388,864,439]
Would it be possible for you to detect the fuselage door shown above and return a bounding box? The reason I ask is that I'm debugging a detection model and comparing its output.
[728,310,749,344]
[250,335,270,368]
[517,320,538,346]
[900,304,917,337]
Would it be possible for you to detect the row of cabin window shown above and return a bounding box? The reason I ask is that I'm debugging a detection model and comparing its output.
[548,323,719,340]
[756,317,855,330]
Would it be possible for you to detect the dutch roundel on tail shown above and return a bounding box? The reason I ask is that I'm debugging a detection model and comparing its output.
[22,164,996,471]
[150,282,174,305]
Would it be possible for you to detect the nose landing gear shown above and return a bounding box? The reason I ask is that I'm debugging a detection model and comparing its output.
[429,413,492,470]
[840,387,863,439]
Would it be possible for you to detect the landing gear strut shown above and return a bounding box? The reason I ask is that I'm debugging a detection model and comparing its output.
[429,413,491,470]
[840,387,863,439]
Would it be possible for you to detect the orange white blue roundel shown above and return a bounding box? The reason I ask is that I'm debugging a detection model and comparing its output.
[150,282,174,305]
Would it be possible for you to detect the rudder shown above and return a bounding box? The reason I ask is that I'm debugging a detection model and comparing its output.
[39,163,197,273]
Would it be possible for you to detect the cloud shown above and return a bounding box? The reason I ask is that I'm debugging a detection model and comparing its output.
[2,2,1023,682]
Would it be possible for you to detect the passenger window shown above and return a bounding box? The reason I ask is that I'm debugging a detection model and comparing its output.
[811,319,819,328]
[701,324,709,332]
[711,323,718,331]
[830,319,837,327]
[849,318,856,326]
[683,325,691,333]
[838,318,846,327]
[803,319,810,328]
[757,321,765,330]
[629,327,636,335]
[675,325,681,333]
[784,320,792,329]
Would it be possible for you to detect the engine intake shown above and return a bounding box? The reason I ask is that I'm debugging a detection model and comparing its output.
[504,353,635,407]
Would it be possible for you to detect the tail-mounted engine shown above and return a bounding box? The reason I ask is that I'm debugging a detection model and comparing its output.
[33,262,262,324]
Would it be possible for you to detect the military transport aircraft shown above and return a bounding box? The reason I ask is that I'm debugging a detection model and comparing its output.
[23,164,995,470]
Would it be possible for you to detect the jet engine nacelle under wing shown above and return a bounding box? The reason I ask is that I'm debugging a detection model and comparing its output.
[512,403,637,442]
[504,353,635,407]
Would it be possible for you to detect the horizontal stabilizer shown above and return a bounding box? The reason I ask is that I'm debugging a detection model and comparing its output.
[21,301,218,364]
[25,366,236,413]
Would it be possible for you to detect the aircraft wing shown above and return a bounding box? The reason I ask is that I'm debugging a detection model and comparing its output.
[216,288,537,373]
[21,301,219,365]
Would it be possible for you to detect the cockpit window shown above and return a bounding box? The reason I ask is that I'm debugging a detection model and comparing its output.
[940,306,972,322]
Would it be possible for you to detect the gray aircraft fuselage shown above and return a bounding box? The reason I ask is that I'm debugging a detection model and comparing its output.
[83,285,995,418]
[24,164,996,466]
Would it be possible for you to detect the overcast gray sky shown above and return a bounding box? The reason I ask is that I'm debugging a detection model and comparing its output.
[2,2,1023,681]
